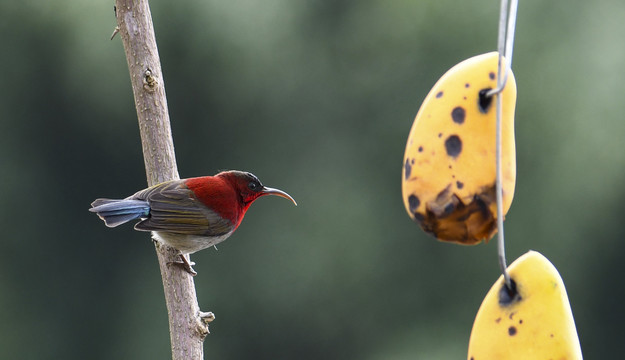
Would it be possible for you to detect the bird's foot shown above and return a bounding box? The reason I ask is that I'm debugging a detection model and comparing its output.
[167,254,197,276]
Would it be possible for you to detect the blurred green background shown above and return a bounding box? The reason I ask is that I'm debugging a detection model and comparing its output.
[1,0,623,358]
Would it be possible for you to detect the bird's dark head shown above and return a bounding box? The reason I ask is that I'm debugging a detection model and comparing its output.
[218,170,297,208]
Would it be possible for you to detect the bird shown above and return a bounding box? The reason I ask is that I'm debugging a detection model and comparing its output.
[89,170,296,275]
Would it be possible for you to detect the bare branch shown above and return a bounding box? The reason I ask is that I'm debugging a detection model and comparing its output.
[114,0,208,358]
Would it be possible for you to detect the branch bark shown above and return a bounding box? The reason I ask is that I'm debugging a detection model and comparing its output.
[114,1,210,358]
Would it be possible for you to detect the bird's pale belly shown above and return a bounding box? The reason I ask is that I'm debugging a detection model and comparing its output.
[152,231,234,254]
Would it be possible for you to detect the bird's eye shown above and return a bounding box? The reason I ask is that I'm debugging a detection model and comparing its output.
[248,181,260,191]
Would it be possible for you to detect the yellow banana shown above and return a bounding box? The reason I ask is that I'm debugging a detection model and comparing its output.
[467,251,582,359]
[402,52,517,245]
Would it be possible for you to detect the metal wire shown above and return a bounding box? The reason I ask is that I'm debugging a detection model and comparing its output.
[492,0,519,291]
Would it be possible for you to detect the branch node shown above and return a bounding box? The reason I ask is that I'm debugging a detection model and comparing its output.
[111,6,120,40]
[200,311,216,323]
[196,311,214,337]
[110,26,120,40]
[143,68,158,91]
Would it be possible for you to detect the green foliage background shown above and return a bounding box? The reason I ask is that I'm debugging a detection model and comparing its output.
[1,0,623,358]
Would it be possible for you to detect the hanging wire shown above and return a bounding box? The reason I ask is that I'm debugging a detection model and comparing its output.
[488,0,519,292]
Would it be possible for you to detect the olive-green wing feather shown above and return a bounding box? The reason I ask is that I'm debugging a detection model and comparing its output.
[130,180,233,236]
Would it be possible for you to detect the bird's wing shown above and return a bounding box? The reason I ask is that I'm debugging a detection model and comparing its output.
[131,181,233,236]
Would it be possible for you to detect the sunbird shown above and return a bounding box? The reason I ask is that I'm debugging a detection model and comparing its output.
[90,170,296,274]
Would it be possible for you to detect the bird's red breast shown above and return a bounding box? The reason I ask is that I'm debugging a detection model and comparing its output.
[184,176,243,228]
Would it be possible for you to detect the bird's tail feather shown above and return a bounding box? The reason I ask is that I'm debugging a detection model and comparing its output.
[89,199,150,228]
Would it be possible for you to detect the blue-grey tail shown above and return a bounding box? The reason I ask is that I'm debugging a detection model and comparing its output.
[89,199,150,228]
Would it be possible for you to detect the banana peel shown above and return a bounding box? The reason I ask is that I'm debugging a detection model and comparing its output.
[467,251,582,359]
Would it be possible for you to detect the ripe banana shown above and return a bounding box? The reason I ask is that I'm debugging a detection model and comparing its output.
[467,251,582,359]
